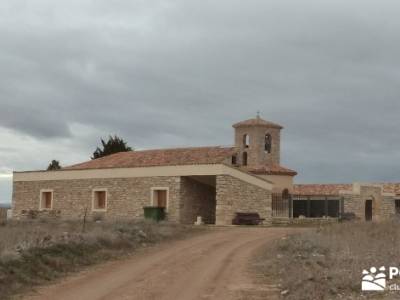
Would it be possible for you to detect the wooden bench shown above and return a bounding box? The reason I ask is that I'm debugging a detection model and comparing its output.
[232,212,265,225]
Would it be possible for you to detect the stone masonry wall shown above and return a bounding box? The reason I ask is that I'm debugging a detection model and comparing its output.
[179,177,216,224]
[12,177,181,221]
[342,184,397,221]
[381,195,396,220]
[215,175,271,225]
[343,192,362,219]
[234,126,280,167]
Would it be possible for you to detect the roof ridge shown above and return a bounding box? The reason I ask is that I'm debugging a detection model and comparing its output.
[132,145,235,152]
[232,117,283,129]
[294,183,351,186]
[63,145,237,170]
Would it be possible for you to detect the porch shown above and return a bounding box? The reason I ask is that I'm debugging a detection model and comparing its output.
[272,192,344,222]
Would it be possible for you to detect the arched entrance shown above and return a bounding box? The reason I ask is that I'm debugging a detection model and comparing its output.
[365,199,373,221]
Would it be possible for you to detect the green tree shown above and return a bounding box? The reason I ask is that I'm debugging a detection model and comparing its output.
[92,135,133,159]
[47,160,61,170]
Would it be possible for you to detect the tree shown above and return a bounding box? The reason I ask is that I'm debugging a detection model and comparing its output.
[47,160,61,171]
[92,135,133,159]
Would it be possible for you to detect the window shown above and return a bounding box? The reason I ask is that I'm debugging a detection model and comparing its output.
[40,190,53,210]
[151,188,169,210]
[242,152,248,166]
[93,189,107,211]
[265,133,272,153]
[243,134,250,148]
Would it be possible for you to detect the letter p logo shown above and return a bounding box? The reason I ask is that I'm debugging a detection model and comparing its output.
[389,267,399,279]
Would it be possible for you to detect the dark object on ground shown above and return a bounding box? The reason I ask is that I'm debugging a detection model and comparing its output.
[232,212,265,225]
[340,212,356,222]
[143,207,166,222]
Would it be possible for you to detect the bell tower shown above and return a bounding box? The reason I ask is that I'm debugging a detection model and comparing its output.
[233,114,282,168]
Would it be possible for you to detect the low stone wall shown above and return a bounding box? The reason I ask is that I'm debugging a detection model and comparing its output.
[215,175,271,225]
[272,217,338,226]
[291,217,338,225]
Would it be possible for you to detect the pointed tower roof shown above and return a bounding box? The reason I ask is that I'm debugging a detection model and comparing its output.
[232,115,283,129]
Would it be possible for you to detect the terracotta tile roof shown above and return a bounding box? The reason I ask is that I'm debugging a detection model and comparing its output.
[232,117,283,129]
[382,183,400,194]
[293,183,400,196]
[64,146,236,170]
[246,165,298,176]
[293,184,352,195]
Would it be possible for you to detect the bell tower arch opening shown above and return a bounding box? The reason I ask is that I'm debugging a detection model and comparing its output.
[265,133,272,153]
[243,134,250,148]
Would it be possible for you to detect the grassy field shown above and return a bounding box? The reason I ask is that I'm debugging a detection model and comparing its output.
[255,221,400,300]
[0,219,199,299]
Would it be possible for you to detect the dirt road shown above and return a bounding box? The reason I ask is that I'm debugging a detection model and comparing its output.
[26,227,296,300]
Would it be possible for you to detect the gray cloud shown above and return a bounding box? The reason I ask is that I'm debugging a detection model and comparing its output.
[1,0,400,201]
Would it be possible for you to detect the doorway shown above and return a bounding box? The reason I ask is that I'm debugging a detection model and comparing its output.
[365,199,373,221]
[396,200,400,215]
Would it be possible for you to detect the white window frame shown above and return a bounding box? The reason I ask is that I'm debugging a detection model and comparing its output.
[92,188,108,212]
[150,187,169,212]
[39,189,54,211]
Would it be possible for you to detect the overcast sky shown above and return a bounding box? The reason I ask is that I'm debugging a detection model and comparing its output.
[1,0,400,203]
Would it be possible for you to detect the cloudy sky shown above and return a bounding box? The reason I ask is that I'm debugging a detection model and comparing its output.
[1,0,400,203]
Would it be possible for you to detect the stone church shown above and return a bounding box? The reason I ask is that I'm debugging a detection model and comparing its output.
[12,116,400,224]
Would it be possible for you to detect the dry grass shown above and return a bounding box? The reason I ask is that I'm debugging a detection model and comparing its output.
[256,221,400,300]
[0,219,199,299]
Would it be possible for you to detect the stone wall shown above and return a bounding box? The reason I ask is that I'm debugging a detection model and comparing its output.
[12,177,181,221]
[343,192,363,219]
[13,173,272,225]
[215,175,271,225]
[179,177,216,224]
[381,195,396,220]
[342,184,397,221]
[234,125,281,168]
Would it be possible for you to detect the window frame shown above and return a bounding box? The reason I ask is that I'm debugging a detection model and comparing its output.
[150,187,169,211]
[39,189,54,211]
[92,188,108,212]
